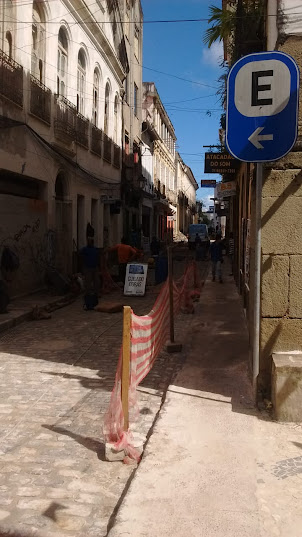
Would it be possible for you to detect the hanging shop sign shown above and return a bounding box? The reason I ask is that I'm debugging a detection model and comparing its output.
[124,263,148,296]
[216,181,237,199]
[204,152,239,174]
[200,179,217,188]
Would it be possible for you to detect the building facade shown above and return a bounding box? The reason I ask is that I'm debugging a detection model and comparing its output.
[118,0,144,245]
[175,153,198,236]
[0,0,128,296]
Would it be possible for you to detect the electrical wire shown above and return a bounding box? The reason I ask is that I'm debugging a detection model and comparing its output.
[1,12,300,23]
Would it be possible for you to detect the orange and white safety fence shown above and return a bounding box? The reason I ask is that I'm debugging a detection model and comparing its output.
[103,261,202,461]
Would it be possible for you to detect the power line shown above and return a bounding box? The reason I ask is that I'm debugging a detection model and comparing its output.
[143,66,218,89]
[8,36,220,94]
[3,10,220,92]
[1,13,300,23]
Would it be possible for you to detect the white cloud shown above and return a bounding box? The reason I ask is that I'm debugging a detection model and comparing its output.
[200,194,213,209]
[201,42,223,67]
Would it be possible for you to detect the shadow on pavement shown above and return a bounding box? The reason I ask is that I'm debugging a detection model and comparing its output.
[42,424,106,460]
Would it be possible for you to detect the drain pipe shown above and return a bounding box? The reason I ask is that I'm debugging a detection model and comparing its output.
[253,162,263,402]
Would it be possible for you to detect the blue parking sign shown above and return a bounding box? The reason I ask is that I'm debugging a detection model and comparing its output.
[226,52,299,163]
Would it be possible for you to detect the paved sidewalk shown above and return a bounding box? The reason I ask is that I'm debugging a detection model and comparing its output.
[108,271,302,537]
[0,256,202,537]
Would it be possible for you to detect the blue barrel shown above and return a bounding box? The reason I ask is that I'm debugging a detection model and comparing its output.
[155,255,168,284]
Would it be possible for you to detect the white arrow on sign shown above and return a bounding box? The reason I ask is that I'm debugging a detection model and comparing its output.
[248,127,274,149]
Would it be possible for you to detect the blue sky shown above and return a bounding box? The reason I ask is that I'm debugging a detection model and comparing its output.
[141,0,222,208]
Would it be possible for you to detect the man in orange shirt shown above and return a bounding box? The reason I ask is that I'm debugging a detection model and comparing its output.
[109,237,137,284]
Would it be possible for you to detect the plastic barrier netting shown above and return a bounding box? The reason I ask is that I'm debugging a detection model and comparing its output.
[103,260,202,460]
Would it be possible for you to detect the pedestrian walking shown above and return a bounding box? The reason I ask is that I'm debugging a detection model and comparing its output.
[228,232,234,276]
[195,233,203,261]
[80,237,100,309]
[109,237,137,284]
[150,236,160,257]
[210,234,223,283]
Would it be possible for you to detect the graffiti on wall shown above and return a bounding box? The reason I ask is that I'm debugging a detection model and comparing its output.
[13,218,41,242]
[1,222,57,274]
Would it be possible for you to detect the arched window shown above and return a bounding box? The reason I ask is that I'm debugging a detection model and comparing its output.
[57,27,68,96]
[104,81,110,135]
[32,1,46,83]
[92,69,100,127]
[114,94,119,143]
[77,49,86,115]
[5,31,13,58]
[55,172,66,201]
[3,0,14,58]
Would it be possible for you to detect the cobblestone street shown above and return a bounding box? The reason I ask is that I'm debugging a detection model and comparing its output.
[0,256,204,536]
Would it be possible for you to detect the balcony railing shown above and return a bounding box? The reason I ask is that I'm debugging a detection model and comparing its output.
[30,75,51,124]
[91,125,103,157]
[54,95,76,142]
[76,113,89,148]
[0,49,23,107]
[103,133,112,164]
[113,144,121,169]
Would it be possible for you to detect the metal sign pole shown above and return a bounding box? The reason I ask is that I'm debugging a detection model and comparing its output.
[252,162,262,402]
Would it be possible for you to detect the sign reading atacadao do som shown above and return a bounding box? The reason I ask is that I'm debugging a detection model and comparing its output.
[204,152,239,175]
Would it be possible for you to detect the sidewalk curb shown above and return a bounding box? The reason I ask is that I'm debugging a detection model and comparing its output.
[0,294,77,335]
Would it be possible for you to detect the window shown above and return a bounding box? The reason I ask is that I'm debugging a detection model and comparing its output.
[114,94,119,143]
[31,1,45,82]
[77,49,86,115]
[125,6,130,41]
[125,132,130,155]
[5,31,13,58]
[161,123,165,140]
[3,1,14,58]
[134,25,139,60]
[57,27,68,96]
[93,69,100,126]
[104,81,110,134]
[134,83,138,117]
[133,142,139,164]
[124,74,129,104]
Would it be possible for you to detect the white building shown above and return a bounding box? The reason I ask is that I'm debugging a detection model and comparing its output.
[118,0,144,244]
[0,0,128,295]
[175,153,198,236]
[142,82,177,240]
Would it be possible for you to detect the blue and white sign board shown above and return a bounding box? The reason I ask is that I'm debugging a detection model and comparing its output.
[226,52,299,162]
[124,263,148,296]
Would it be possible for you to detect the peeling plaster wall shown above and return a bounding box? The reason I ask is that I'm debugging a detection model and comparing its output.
[279,1,302,36]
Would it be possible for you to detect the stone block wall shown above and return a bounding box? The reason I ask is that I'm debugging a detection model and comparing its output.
[259,37,302,392]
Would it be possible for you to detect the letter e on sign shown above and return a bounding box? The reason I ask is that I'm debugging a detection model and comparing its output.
[234,60,291,117]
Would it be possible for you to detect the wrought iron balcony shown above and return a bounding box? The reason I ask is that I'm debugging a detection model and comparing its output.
[103,133,112,164]
[113,144,121,169]
[0,49,23,107]
[91,125,103,157]
[30,75,51,124]
[76,113,89,148]
[54,95,76,142]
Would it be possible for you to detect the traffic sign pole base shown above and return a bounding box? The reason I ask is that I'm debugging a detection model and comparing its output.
[166,341,183,353]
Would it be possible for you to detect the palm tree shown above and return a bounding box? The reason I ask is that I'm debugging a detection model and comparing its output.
[203,2,265,62]
[203,5,236,49]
